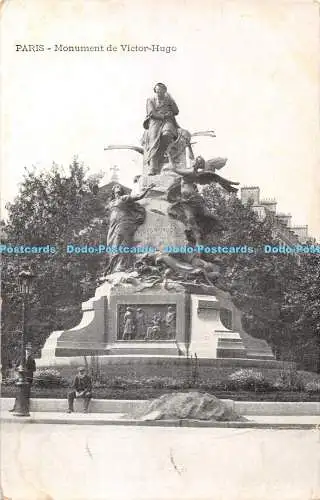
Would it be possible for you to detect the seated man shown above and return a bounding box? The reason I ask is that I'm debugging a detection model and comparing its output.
[142,82,179,175]
[67,367,92,413]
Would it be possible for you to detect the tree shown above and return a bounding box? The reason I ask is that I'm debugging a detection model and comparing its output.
[1,158,107,368]
[2,168,318,372]
[202,184,314,365]
[284,254,320,371]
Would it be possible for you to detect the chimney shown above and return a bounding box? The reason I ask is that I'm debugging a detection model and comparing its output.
[260,198,277,213]
[240,186,260,205]
[252,206,266,221]
[275,213,292,227]
[288,230,299,244]
[292,225,309,242]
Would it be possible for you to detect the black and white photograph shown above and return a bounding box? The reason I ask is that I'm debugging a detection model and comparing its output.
[1,1,320,499]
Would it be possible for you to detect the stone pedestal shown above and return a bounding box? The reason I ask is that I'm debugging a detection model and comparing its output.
[55,295,109,357]
[133,170,188,252]
[134,197,187,251]
[39,283,190,362]
[39,282,275,364]
[138,168,180,194]
[213,288,275,360]
[189,294,246,358]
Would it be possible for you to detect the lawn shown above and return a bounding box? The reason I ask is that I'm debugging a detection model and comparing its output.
[2,364,319,402]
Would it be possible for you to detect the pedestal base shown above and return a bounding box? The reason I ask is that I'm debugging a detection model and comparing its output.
[38,282,275,366]
[189,294,246,358]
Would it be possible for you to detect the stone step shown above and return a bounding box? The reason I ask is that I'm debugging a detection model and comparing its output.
[217,335,247,358]
[108,342,180,356]
[244,352,275,360]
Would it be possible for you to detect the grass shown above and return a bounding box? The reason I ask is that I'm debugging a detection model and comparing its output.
[3,364,319,402]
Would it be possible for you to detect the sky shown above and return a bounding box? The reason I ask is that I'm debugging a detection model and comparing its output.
[1,0,320,239]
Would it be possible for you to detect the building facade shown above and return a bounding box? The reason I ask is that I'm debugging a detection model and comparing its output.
[240,186,315,245]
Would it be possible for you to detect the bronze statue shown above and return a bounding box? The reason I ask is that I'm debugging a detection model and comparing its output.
[167,156,239,245]
[104,131,222,174]
[106,183,155,273]
[165,128,194,170]
[142,83,179,175]
[156,253,222,287]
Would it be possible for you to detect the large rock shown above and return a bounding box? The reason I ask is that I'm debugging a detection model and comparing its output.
[125,391,245,421]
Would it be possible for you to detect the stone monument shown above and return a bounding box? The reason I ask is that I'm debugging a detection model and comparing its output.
[38,82,275,369]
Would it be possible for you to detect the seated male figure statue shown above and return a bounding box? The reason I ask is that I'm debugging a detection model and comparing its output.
[142,82,179,174]
[67,367,92,413]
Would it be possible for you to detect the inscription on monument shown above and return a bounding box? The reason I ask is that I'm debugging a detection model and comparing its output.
[138,220,180,246]
[198,300,220,310]
[134,197,187,249]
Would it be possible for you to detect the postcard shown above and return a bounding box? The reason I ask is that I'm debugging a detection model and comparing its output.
[1,1,319,499]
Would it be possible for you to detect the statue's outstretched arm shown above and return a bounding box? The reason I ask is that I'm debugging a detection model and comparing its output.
[130,184,156,202]
[104,145,144,155]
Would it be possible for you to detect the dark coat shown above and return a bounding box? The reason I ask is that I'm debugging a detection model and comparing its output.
[72,374,92,393]
[15,355,36,382]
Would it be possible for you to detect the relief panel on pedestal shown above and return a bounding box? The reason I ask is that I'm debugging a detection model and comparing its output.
[117,304,176,341]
